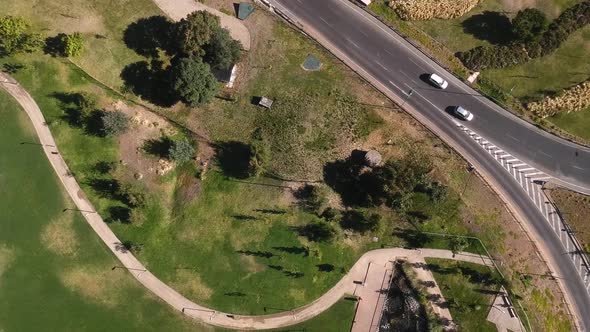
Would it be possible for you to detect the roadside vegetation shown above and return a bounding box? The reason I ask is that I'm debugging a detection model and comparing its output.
[0,0,575,329]
[549,187,590,253]
[426,258,502,332]
[368,0,590,143]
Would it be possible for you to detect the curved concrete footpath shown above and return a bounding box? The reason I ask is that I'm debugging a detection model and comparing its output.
[152,0,251,50]
[1,72,493,330]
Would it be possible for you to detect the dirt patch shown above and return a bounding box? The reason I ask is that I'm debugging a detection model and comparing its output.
[171,270,214,301]
[113,101,176,191]
[0,244,15,280]
[288,287,306,303]
[40,213,79,257]
[60,265,130,307]
[240,254,266,273]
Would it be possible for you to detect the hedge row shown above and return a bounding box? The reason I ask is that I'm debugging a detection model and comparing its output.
[458,1,590,70]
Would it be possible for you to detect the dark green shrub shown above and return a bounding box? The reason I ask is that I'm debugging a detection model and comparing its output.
[170,56,218,106]
[101,111,130,136]
[511,8,548,43]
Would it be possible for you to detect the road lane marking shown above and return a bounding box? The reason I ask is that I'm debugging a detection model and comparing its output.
[375,61,389,72]
[318,16,333,28]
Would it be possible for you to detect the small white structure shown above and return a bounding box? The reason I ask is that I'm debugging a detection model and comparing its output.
[359,0,372,5]
[467,71,480,84]
[258,97,273,108]
[226,65,238,88]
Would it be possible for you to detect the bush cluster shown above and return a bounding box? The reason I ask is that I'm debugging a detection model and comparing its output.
[0,16,44,55]
[389,0,481,20]
[458,2,590,70]
[122,11,242,107]
[527,81,590,118]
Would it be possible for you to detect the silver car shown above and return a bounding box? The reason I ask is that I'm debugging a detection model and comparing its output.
[453,106,474,121]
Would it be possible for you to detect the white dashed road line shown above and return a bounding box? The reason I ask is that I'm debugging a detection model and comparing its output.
[455,123,590,294]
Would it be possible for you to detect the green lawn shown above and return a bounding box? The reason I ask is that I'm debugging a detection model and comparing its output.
[548,105,590,141]
[425,258,500,332]
[269,298,356,332]
[0,89,211,332]
[4,0,164,89]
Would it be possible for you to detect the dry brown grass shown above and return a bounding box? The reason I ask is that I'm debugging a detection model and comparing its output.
[40,213,79,256]
[60,265,130,307]
[171,270,213,301]
[0,244,16,280]
[389,0,482,20]
[527,81,590,118]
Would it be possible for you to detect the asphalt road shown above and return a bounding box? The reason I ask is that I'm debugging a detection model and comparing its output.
[271,0,590,329]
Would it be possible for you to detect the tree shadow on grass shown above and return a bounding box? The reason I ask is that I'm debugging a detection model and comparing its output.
[213,141,254,179]
[143,136,173,159]
[108,206,131,223]
[87,178,120,199]
[272,246,309,256]
[123,16,176,57]
[323,150,368,206]
[392,228,434,248]
[2,62,25,74]
[43,34,67,57]
[121,60,177,107]
[51,92,86,127]
[316,263,335,272]
[462,11,513,45]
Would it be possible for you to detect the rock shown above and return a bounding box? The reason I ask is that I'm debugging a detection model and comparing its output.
[134,173,143,180]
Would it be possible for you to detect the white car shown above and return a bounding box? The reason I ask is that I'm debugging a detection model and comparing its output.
[453,106,474,121]
[429,73,448,89]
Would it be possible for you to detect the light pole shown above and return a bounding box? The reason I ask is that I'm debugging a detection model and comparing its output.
[401,89,414,107]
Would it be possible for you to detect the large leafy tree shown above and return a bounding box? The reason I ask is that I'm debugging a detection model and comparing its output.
[0,16,43,55]
[174,11,220,57]
[170,57,218,106]
[204,27,241,70]
[512,8,548,43]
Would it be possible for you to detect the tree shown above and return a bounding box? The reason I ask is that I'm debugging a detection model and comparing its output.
[0,16,43,55]
[204,27,241,70]
[449,237,469,258]
[73,91,97,117]
[169,138,195,163]
[118,183,146,208]
[296,184,329,215]
[61,32,84,57]
[101,111,130,136]
[170,57,218,106]
[512,8,548,43]
[340,209,382,234]
[174,11,221,57]
[297,222,336,242]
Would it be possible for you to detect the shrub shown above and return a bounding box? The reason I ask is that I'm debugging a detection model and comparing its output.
[296,184,329,215]
[389,0,482,21]
[61,32,84,57]
[527,81,590,118]
[170,57,218,106]
[458,45,529,70]
[511,8,548,43]
[118,183,146,208]
[168,138,195,163]
[0,16,43,55]
[101,111,130,136]
[340,209,382,234]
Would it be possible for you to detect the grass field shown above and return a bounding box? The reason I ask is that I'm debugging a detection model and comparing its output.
[3,0,163,89]
[425,258,500,332]
[0,89,215,332]
[269,298,356,332]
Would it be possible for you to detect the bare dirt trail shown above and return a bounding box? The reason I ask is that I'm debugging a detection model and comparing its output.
[1,72,495,330]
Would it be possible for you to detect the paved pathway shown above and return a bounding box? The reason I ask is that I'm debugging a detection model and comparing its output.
[1,71,494,330]
[152,0,251,50]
